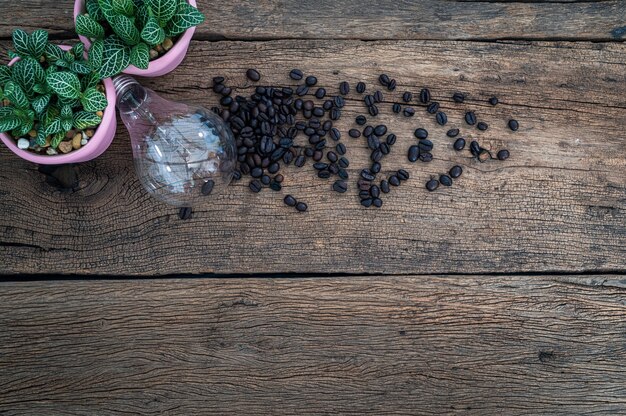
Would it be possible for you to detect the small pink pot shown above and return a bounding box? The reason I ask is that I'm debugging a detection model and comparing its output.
[74,0,197,77]
[0,45,117,164]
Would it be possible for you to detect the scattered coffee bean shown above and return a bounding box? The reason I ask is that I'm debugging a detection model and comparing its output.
[374,124,387,136]
[339,157,349,168]
[340,81,350,95]
[373,198,383,207]
[349,129,361,138]
[403,107,415,117]
[497,149,510,160]
[397,169,409,181]
[249,180,262,193]
[327,151,338,163]
[489,96,498,106]
[361,198,373,207]
[389,175,400,186]
[386,134,397,146]
[261,175,271,185]
[465,111,477,125]
[213,76,225,84]
[419,152,433,162]
[440,175,452,186]
[315,88,326,99]
[296,202,308,212]
[379,142,390,155]
[403,91,413,102]
[338,169,349,180]
[414,128,428,139]
[251,167,263,178]
[426,102,439,114]
[418,139,433,152]
[336,143,346,155]
[387,79,397,91]
[370,185,380,198]
[178,207,192,220]
[419,88,431,103]
[426,179,439,192]
[290,69,303,80]
[380,180,390,193]
[333,180,348,193]
[356,115,367,125]
[379,74,390,86]
[436,111,448,126]
[296,85,309,96]
[477,122,488,131]
[453,138,466,151]
[270,181,282,191]
[452,92,465,103]
[201,180,215,196]
[368,105,379,116]
[305,75,318,86]
[359,190,370,199]
[374,90,384,103]
[408,145,420,162]
[392,103,402,113]
[356,82,366,93]
[449,165,463,178]
[361,170,376,181]
[363,126,374,137]
[275,174,284,183]
[246,69,261,82]
[371,162,381,174]
[508,119,519,131]
[330,128,341,141]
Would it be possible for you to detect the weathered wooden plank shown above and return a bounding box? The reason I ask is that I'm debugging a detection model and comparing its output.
[0,39,625,276]
[0,0,625,41]
[0,275,624,415]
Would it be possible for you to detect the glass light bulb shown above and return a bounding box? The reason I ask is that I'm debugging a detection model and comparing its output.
[113,75,236,207]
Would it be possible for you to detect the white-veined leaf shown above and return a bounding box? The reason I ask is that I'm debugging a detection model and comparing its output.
[46,71,82,99]
[146,0,178,25]
[110,14,141,45]
[4,81,29,109]
[99,36,130,78]
[11,29,30,57]
[75,14,105,40]
[141,16,165,46]
[81,87,108,112]
[27,30,48,58]
[166,3,204,36]
[73,111,102,130]
[130,42,150,69]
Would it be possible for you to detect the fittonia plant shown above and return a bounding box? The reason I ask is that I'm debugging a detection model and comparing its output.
[0,29,107,154]
[76,0,205,78]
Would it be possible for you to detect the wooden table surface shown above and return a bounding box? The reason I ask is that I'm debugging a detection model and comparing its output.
[1,1,625,414]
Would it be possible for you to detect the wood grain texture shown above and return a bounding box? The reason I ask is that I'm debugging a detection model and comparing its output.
[0,0,625,41]
[1,39,625,276]
[0,275,625,415]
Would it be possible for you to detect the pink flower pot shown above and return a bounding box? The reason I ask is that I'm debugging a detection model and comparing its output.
[0,45,117,164]
[74,0,197,77]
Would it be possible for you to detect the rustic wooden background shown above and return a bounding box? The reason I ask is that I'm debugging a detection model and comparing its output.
[0,0,625,414]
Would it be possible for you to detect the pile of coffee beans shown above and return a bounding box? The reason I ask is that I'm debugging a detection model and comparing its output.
[178,68,516,218]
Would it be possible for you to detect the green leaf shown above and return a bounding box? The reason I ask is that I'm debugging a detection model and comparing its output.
[35,129,47,146]
[0,107,13,118]
[98,0,117,22]
[4,81,29,109]
[81,87,108,112]
[111,14,141,45]
[0,66,11,86]
[166,3,205,36]
[45,117,62,135]
[51,131,65,149]
[76,14,105,40]
[86,0,105,21]
[146,0,178,25]
[88,39,104,70]
[81,71,101,91]
[46,71,82,99]
[59,96,82,108]
[0,116,21,133]
[141,16,165,46]
[70,61,92,75]
[12,57,45,96]
[112,0,135,16]
[27,30,48,58]
[61,105,73,120]
[31,94,51,114]
[72,42,85,59]
[13,117,33,137]
[60,106,74,132]
[73,111,102,130]
[130,42,150,69]
[100,36,131,78]
[64,51,76,64]
[45,44,65,62]
[43,105,60,126]
[136,4,150,28]
[33,82,50,94]
[11,29,30,57]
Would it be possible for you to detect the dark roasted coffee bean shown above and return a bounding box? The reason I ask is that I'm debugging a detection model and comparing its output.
[497,149,510,160]
[370,185,380,198]
[296,202,308,212]
[330,108,340,120]
[387,79,396,91]
[356,81,366,94]
[304,148,315,157]
[397,169,409,181]
[340,81,350,95]
[305,76,317,86]
[371,162,381,174]
[403,107,415,117]
[371,149,383,162]
[452,92,465,103]
[452,138,465,151]
[402,91,413,103]
[374,124,387,136]
[477,122,488,131]
[290,69,303,80]
[420,152,433,162]
[465,111,477,125]
[440,175,452,187]
[414,128,428,139]
[178,206,192,220]
[275,174,284,183]
[295,155,306,167]
[338,157,349,168]
[426,179,439,192]
[361,198,373,207]
[392,103,401,113]
[221,87,232,96]
[213,76,224,85]
[436,111,448,126]
[213,83,225,94]
[283,151,294,165]
[279,137,293,148]
[336,143,346,155]
[418,139,433,152]
[318,170,331,179]
[408,145,420,162]
[379,74,390,86]
[268,162,280,174]
[313,107,325,117]
[270,181,282,191]
[313,150,323,162]
[447,128,460,138]
[379,142,390,155]
[220,96,233,106]
[249,180,262,193]
[374,90,383,103]
[315,139,327,150]
[284,195,297,207]
[338,168,349,180]
[349,129,361,138]
[386,134,396,146]
[419,88,431,104]
[368,105,379,116]
[478,149,492,162]
[367,136,380,150]
[470,140,481,157]
[315,88,326,99]
[356,115,367,125]
[261,175,271,185]
[201,180,215,196]
[323,100,333,110]
[449,165,463,178]
[508,119,519,131]
[328,163,339,174]
[380,180,390,193]
[359,190,371,199]
[389,175,400,187]
[334,95,345,108]
[232,170,242,181]
[304,100,315,111]
[363,126,374,137]
[323,120,333,131]
[330,128,341,141]
[489,96,499,106]
[372,198,383,208]
[426,102,439,114]
[251,167,263,178]
[333,180,348,193]
[364,95,375,107]
[296,85,309,96]
[361,169,376,181]
[246,69,261,81]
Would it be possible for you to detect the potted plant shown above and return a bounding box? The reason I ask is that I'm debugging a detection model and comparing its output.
[74,0,205,78]
[0,29,116,164]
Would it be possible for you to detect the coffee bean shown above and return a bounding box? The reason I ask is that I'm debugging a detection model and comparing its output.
[418,139,433,152]
[379,74,390,86]
[338,169,349,180]
[478,149,492,162]
[270,181,282,191]
[489,96,499,106]
[427,102,439,114]
[340,81,350,95]
[449,165,463,178]
[315,88,326,99]
[251,167,263,178]
[374,90,384,103]
[402,91,413,103]
[408,145,420,162]
[508,119,519,131]
[356,82,366,94]
[246,69,261,82]
[249,180,262,193]
[359,190,371,199]
[325,152,337,163]
[397,169,410,181]
[374,125,387,136]
[387,79,397,91]
[201,179,215,195]
[426,179,439,192]
[295,155,306,167]
[296,85,309,96]
[361,170,376,181]
[352,116,365,126]
[436,111,448,126]
[318,170,331,179]
[296,202,308,212]
[373,198,383,207]
[414,128,428,139]
[330,108,340,120]
[371,162,381,174]
[386,134,397,146]
[470,140,481,157]
[419,152,433,162]
[368,105,379,116]
[220,96,233,106]
[323,100,333,111]
[261,175,271,185]
[213,83,225,94]
[178,207,192,220]
[289,69,303,80]
[453,138,466,151]
[232,170,242,181]
[497,149,510,160]
[305,76,318,86]
[447,128,460,138]
[313,107,324,118]
[440,175,452,186]
[379,142,390,155]
[339,157,349,168]
[371,150,382,162]
[313,162,328,171]
[336,143,346,155]
[403,107,415,117]
[334,95,345,108]
[380,180,390,193]
[452,92,465,103]
[349,129,361,138]
[361,198,373,207]
[419,88,431,103]
[465,111,477,125]
[333,180,348,193]
[213,76,225,85]
[389,175,400,186]
[477,122,488,131]
[370,185,380,198]
[328,163,339,174]
[275,174,284,183]
[313,150,323,162]
[392,103,401,113]
[268,162,280,174]
[284,195,297,207]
